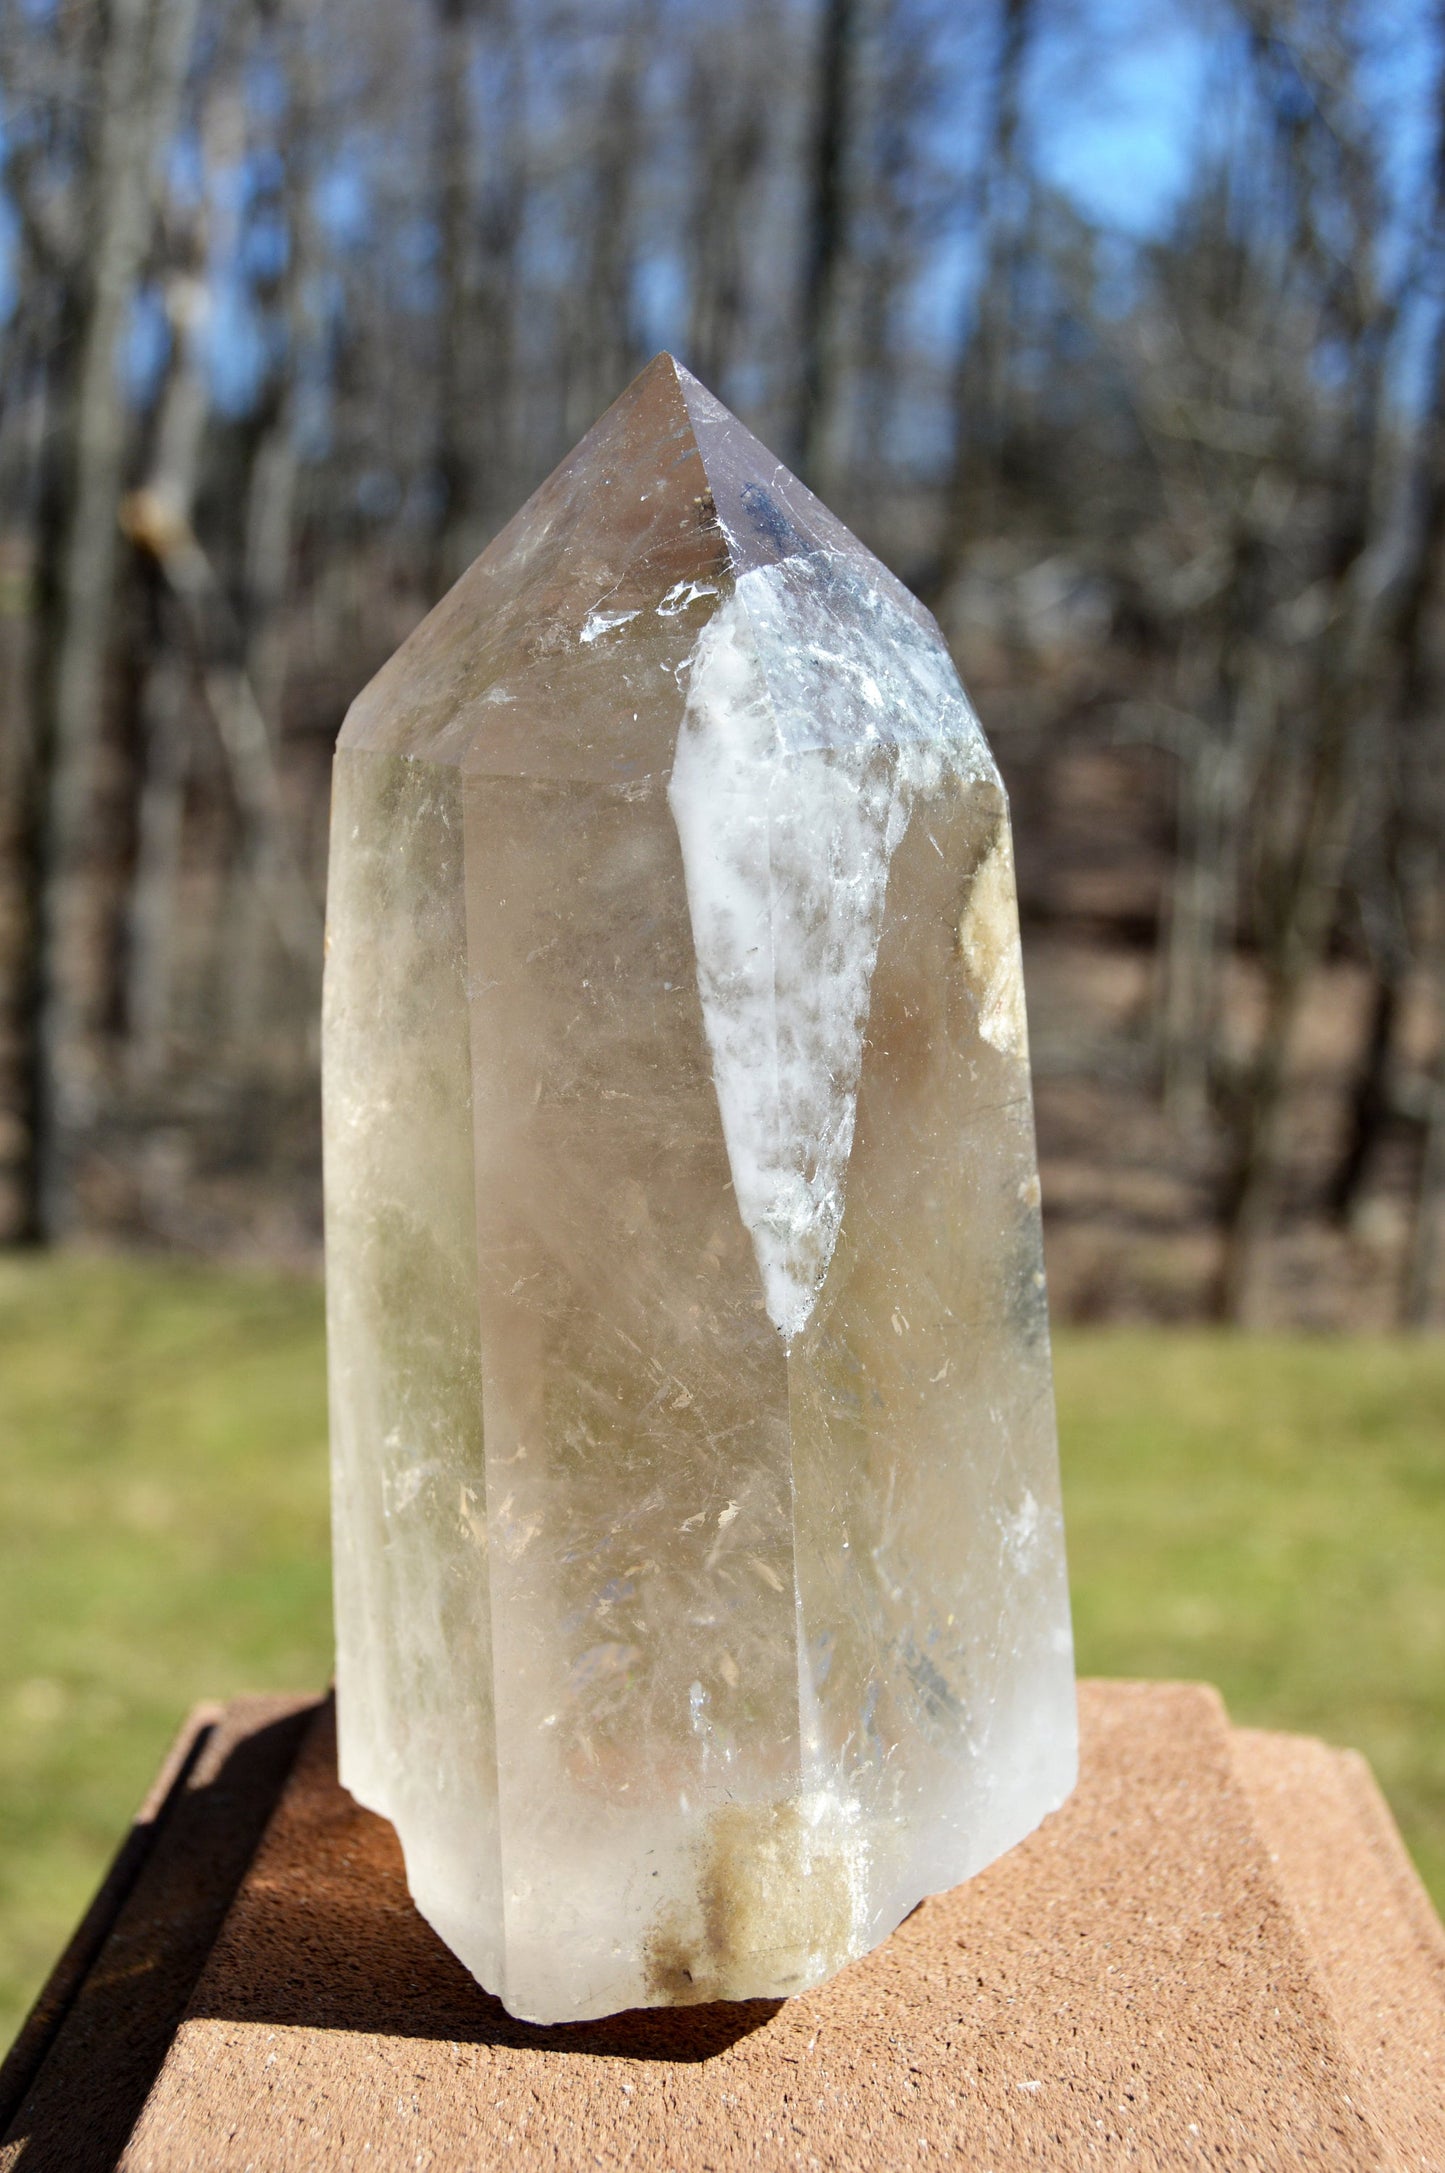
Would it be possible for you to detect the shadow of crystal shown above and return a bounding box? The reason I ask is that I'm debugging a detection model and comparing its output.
[181,1700,785,2063]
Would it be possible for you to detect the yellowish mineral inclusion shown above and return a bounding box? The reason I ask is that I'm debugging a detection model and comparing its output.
[322,355,1076,2026]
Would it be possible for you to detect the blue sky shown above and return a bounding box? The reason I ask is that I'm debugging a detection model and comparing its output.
[1031,0,1214,235]
[2,0,1438,415]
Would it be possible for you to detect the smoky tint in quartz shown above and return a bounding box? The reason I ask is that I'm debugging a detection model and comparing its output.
[322,354,1076,2025]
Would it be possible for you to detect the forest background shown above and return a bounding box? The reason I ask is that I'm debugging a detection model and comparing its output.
[6,0,1445,1329]
[5,0,1445,1328]
[6,0,1445,2064]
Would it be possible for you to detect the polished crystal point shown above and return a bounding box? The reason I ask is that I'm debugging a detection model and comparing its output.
[323,354,1076,2026]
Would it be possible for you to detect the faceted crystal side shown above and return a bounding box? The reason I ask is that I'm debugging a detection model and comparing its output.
[463,773,804,2019]
[787,785,1074,1939]
[322,751,502,1988]
[323,353,1076,2026]
[343,356,727,784]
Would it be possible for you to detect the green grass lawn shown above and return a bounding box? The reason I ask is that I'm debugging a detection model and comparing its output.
[1,1255,1443,2055]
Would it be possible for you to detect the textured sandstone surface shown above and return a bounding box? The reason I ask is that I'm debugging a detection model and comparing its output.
[5,1681,1443,2171]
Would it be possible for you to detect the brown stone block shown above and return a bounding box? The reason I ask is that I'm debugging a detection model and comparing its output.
[4,1681,1442,2170]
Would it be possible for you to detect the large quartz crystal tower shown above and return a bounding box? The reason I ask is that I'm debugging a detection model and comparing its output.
[323,355,1076,2026]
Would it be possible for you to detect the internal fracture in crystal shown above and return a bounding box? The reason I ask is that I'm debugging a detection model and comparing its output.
[322,354,1076,2026]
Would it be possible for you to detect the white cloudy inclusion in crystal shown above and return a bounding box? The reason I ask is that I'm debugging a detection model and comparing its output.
[669,555,990,1340]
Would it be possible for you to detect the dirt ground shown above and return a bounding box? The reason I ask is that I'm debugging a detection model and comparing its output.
[1028,934,1429,1330]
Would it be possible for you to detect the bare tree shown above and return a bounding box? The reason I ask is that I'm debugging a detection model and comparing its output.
[0,0,1439,1324]
[932,0,1034,602]
[682,3,769,394]
[429,0,481,595]
[1210,3,1398,1319]
[795,0,859,486]
[12,0,199,1238]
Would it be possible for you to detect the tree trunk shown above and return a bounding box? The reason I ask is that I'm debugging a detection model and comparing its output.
[1213,695,1358,1322]
[429,0,475,598]
[565,0,654,449]
[1336,34,1445,1248]
[930,0,1032,606]
[1404,939,1445,1328]
[795,0,858,487]
[223,0,321,1054]
[121,264,213,1079]
[1326,957,1399,1224]
[14,0,199,1240]
[125,622,191,1079]
[684,12,767,396]
[1160,728,1235,1137]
